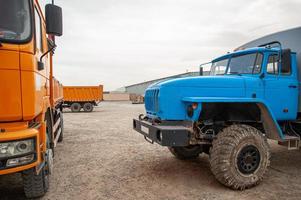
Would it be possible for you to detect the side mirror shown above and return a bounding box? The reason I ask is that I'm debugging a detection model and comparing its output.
[199,67,203,76]
[281,49,291,74]
[45,4,63,36]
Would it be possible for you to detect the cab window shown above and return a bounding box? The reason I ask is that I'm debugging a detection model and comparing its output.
[253,53,263,74]
[210,59,228,75]
[34,7,43,52]
[267,54,279,74]
[281,54,291,75]
[0,0,31,43]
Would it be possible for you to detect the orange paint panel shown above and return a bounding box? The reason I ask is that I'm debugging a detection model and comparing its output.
[20,52,48,80]
[0,43,19,52]
[63,85,104,102]
[21,72,47,120]
[0,161,38,175]
[0,69,22,121]
[18,38,34,54]
[20,51,35,71]
[0,122,28,132]
[0,127,38,142]
[0,49,19,70]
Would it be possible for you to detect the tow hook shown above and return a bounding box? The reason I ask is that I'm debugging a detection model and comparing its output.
[144,136,154,144]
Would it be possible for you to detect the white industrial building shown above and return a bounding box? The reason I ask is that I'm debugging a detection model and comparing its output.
[124,71,207,95]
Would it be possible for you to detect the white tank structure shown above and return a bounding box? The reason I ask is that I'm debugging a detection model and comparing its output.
[236,26,301,110]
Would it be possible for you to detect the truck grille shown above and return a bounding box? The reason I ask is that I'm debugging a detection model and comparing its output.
[145,89,159,114]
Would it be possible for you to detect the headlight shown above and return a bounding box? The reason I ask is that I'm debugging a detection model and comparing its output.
[0,139,35,158]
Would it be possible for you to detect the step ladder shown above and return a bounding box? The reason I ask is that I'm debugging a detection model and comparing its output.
[279,135,300,150]
[278,122,301,150]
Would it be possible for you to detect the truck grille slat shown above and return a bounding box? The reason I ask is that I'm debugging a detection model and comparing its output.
[145,89,159,114]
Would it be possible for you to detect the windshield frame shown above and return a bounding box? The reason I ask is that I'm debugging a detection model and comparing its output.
[211,52,264,76]
[0,0,34,45]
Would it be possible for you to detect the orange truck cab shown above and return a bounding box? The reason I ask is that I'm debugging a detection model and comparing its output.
[0,0,63,198]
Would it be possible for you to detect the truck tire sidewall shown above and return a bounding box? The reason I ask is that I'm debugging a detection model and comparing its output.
[22,117,52,198]
[22,166,49,198]
[71,103,81,112]
[210,124,270,190]
[83,103,93,112]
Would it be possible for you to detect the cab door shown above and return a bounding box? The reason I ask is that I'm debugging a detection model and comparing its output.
[263,53,298,120]
[21,6,47,119]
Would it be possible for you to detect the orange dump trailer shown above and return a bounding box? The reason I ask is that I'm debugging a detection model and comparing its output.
[63,85,103,112]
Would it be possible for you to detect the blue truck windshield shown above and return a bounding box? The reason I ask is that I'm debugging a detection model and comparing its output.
[0,0,31,43]
[211,53,263,75]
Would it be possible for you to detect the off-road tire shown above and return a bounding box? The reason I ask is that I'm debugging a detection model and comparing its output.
[58,112,64,142]
[70,103,81,112]
[22,167,49,198]
[209,124,270,190]
[168,145,203,160]
[83,102,93,112]
[22,115,52,198]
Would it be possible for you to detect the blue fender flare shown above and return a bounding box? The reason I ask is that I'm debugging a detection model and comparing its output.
[182,97,284,141]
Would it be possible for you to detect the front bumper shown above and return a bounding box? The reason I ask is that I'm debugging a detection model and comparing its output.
[133,118,192,146]
[0,128,39,175]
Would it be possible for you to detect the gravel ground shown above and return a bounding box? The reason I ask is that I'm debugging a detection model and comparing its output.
[1,101,301,200]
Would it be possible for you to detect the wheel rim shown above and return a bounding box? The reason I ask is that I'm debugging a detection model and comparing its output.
[84,103,92,111]
[237,145,261,175]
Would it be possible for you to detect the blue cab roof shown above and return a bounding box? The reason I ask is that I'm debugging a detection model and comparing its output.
[212,47,279,62]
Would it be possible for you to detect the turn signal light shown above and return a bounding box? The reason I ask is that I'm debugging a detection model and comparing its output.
[192,103,198,110]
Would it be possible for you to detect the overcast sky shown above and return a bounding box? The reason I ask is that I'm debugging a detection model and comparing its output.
[48,0,301,91]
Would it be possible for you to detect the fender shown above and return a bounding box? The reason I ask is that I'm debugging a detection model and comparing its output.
[182,97,284,141]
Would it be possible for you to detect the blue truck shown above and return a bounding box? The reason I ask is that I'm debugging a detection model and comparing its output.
[133,28,301,190]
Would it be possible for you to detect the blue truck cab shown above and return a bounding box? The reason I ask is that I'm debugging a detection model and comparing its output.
[133,40,301,190]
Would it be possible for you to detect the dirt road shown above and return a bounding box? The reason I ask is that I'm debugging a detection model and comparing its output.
[1,101,301,199]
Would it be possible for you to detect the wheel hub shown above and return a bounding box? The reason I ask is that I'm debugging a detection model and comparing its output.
[237,145,261,175]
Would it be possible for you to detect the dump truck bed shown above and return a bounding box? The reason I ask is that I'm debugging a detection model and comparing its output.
[53,78,63,106]
[63,85,103,103]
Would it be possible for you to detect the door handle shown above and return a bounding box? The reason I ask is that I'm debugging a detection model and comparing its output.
[289,84,297,88]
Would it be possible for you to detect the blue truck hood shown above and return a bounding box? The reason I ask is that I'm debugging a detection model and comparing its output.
[145,75,261,120]
[156,76,245,89]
